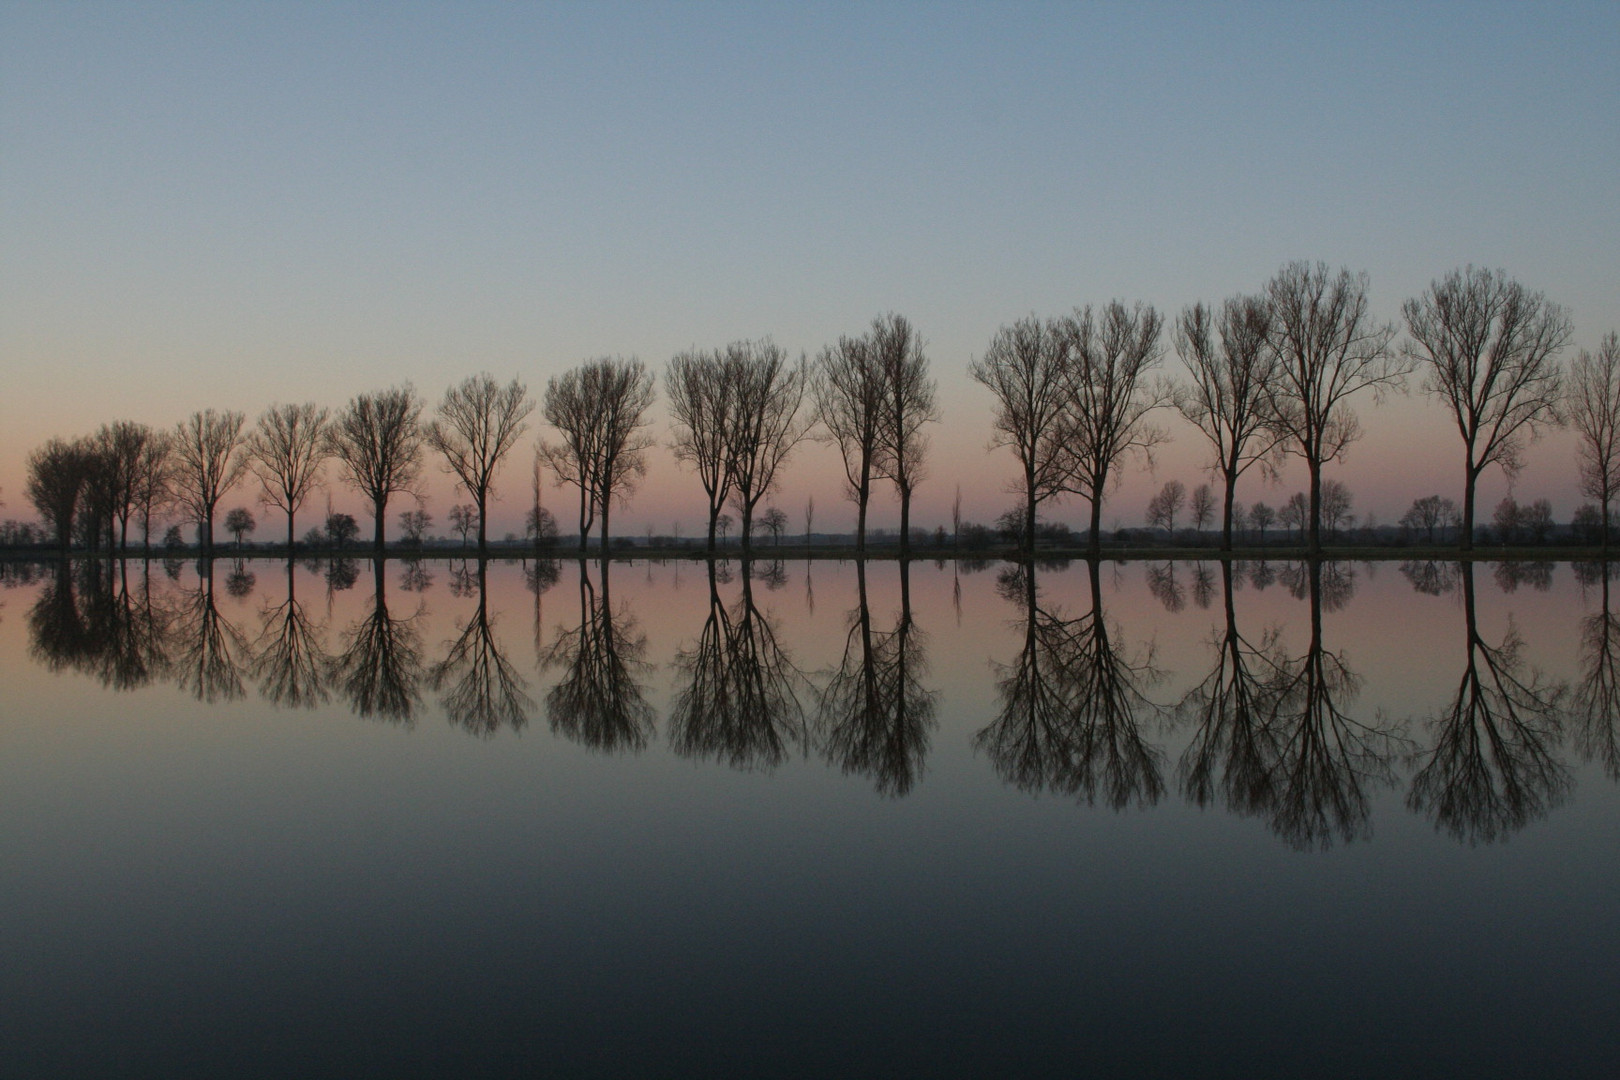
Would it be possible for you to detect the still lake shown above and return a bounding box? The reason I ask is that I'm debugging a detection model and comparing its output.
[2,554,1616,1078]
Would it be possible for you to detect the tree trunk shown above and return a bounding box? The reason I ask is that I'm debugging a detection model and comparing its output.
[1087,486,1103,559]
[856,481,869,554]
[476,490,488,556]
[1461,452,1478,552]
[1307,460,1322,556]
[898,484,911,558]
[1221,472,1236,552]
[372,496,386,553]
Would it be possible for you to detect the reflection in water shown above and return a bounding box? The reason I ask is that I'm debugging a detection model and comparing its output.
[1263,561,1400,849]
[1399,560,1461,597]
[1573,566,1620,780]
[975,560,1166,809]
[329,559,424,724]
[28,561,172,691]
[817,561,938,797]
[1493,560,1554,593]
[1407,563,1569,844]
[669,561,809,771]
[170,560,251,703]
[1178,561,1287,819]
[1278,560,1357,611]
[542,559,655,753]
[250,561,330,709]
[429,561,532,737]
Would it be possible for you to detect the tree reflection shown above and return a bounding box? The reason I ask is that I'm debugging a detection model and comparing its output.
[1263,561,1401,850]
[28,560,171,691]
[330,558,424,724]
[170,559,251,703]
[1407,563,1569,843]
[669,560,809,771]
[542,559,654,753]
[1572,564,1620,779]
[1399,559,1461,597]
[1493,560,1554,593]
[429,560,532,737]
[817,560,938,797]
[975,560,1166,809]
[249,560,329,709]
[1177,561,1287,818]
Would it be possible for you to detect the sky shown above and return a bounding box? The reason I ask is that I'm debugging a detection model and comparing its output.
[3,0,1617,540]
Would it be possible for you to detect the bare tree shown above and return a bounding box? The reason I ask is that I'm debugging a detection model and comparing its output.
[1320,479,1354,539]
[245,402,330,550]
[132,430,175,552]
[1400,495,1459,544]
[448,504,478,548]
[1190,483,1216,535]
[1403,267,1571,550]
[327,386,425,553]
[25,437,95,552]
[541,357,656,552]
[1262,261,1405,555]
[1568,332,1620,551]
[224,507,256,549]
[172,409,248,555]
[1063,301,1171,557]
[726,340,809,552]
[1146,479,1186,537]
[969,316,1070,556]
[91,421,164,552]
[804,495,815,542]
[1249,500,1276,544]
[425,373,533,555]
[814,331,885,552]
[871,313,939,558]
[666,348,736,552]
[1174,295,1281,549]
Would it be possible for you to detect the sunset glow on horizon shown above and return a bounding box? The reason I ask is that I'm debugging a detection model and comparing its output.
[4,2,1616,541]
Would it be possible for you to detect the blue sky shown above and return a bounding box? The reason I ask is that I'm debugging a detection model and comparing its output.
[3,1,1617,536]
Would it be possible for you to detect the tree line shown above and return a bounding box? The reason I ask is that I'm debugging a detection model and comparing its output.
[12,262,1620,558]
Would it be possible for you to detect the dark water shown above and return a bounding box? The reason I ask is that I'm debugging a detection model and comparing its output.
[2,555,1616,1078]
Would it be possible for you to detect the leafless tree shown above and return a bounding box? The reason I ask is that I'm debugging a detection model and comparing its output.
[1249,501,1275,544]
[1146,479,1185,537]
[132,430,175,552]
[1403,267,1571,550]
[448,504,478,548]
[814,331,886,552]
[172,409,248,555]
[871,314,939,558]
[91,421,164,552]
[1568,332,1620,551]
[1062,301,1172,557]
[1174,295,1281,549]
[969,316,1071,556]
[725,340,809,552]
[1400,495,1459,544]
[25,437,96,552]
[1189,483,1216,535]
[327,386,425,553]
[425,373,533,555]
[1262,262,1405,554]
[541,357,656,552]
[1321,479,1354,539]
[245,402,330,550]
[667,348,737,552]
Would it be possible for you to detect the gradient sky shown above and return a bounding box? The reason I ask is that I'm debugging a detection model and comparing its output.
[3,1,1617,539]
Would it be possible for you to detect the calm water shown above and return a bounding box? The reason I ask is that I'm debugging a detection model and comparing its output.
[2,555,1616,1078]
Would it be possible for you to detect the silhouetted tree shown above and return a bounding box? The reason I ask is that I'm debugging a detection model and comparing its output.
[760,506,788,545]
[815,330,885,553]
[1146,479,1185,537]
[171,409,248,556]
[726,340,809,552]
[1249,501,1275,544]
[1407,563,1569,844]
[541,358,655,552]
[1262,262,1405,554]
[224,507,255,549]
[1321,479,1354,539]
[970,316,1071,556]
[1174,295,1281,549]
[26,436,95,551]
[1404,268,1570,550]
[398,507,432,546]
[1568,332,1620,552]
[131,430,175,551]
[1400,495,1459,544]
[245,402,330,550]
[871,314,939,557]
[327,385,425,553]
[448,504,478,548]
[667,347,737,552]
[1063,301,1171,556]
[1189,482,1215,536]
[426,373,533,555]
[325,511,359,549]
[94,421,164,552]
